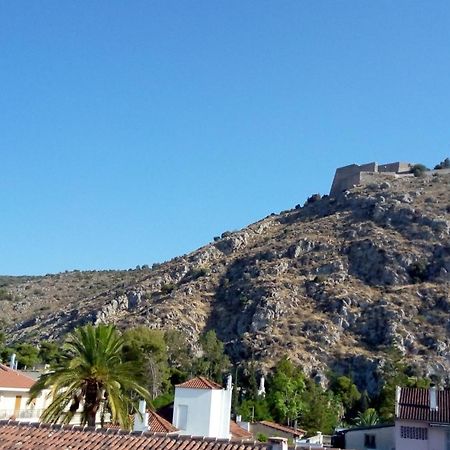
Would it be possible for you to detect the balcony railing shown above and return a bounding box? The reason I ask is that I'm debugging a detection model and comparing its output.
[0,409,43,420]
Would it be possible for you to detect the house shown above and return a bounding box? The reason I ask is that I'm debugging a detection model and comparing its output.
[395,386,450,450]
[0,419,277,450]
[0,363,48,422]
[172,375,233,439]
[331,424,395,450]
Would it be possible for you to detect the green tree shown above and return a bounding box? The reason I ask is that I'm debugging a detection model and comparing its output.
[29,324,151,428]
[194,330,230,382]
[329,375,361,420]
[121,326,170,400]
[299,378,340,434]
[14,343,40,369]
[266,357,305,425]
[39,341,62,366]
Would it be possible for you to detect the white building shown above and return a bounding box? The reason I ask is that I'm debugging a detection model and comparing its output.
[0,363,48,422]
[333,424,395,450]
[395,386,450,450]
[172,375,232,439]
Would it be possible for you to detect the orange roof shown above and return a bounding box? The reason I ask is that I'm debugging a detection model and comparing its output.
[258,420,306,436]
[176,376,223,390]
[230,420,253,439]
[149,410,178,433]
[0,421,269,450]
[0,364,35,389]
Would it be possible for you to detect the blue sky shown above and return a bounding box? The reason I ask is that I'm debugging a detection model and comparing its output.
[1,1,449,275]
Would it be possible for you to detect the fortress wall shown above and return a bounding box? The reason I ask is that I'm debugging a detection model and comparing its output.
[330,162,377,196]
[378,162,411,173]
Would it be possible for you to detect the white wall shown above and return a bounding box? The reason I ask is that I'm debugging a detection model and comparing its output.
[0,388,50,422]
[395,420,447,450]
[345,426,394,450]
[172,386,232,439]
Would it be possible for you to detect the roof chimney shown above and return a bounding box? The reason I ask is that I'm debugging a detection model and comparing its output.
[257,376,266,397]
[395,386,401,417]
[268,437,288,450]
[226,374,232,390]
[9,353,16,370]
[430,385,438,412]
[133,400,149,432]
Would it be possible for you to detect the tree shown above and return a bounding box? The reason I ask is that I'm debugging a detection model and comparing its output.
[29,324,151,428]
[194,330,230,382]
[434,158,450,170]
[354,408,380,426]
[266,357,305,425]
[122,326,170,400]
[411,164,428,177]
[329,375,361,420]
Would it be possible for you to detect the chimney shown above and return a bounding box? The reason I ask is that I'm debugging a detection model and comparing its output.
[226,374,232,390]
[430,385,438,412]
[9,353,16,369]
[395,386,401,417]
[257,376,266,397]
[268,437,288,450]
[133,400,149,432]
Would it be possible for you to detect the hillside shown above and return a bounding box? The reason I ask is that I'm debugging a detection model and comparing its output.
[2,170,449,395]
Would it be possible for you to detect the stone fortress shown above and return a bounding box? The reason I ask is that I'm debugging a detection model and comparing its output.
[330,161,413,197]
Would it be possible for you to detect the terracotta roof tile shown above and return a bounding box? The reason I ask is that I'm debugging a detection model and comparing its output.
[0,421,270,450]
[257,420,306,436]
[398,387,450,424]
[176,376,223,390]
[149,410,178,433]
[230,421,253,440]
[0,364,35,389]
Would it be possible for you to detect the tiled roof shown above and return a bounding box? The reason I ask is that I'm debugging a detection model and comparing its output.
[0,421,270,450]
[0,364,35,389]
[257,420,306,436]
[397,387,450,424]
[176,376,223,390]
[230,420,253,439]
[149,410,178,433]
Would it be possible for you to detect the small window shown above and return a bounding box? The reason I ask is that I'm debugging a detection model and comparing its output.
[176,405,188,430]
[400,426,428,440]
[364,433,376,448]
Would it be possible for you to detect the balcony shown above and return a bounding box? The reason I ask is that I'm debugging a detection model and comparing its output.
[0,408,43,420]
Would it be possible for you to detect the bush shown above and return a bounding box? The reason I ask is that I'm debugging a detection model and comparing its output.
[306,193,322,204]
[160,283,175,295]
[256,434,268,442]
[408,259,428,283]
[411,164,428,177]
[434,158,450,170]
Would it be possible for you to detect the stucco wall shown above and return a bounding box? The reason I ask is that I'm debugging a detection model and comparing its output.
[394,420,448,450]
[344,425,394,450]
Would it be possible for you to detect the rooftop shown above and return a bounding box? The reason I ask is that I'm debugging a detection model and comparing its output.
[397,387,450,424]
[0,420,270,450]
[176,376,223,390]
[257,420,306,437]
[0,364,35,389]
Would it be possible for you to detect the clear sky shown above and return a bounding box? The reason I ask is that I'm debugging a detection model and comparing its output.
[1,1,449,275]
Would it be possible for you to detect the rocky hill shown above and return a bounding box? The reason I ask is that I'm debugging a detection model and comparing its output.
[2,170,449,395]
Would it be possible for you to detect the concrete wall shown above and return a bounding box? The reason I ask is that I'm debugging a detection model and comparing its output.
[395,420,447,450]
[344,425,394,450]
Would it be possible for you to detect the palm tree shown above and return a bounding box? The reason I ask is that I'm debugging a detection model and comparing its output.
[354,408,380,426]
[29,324,151,428]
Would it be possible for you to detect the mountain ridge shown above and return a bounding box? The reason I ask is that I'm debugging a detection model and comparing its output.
[2,169,449,395]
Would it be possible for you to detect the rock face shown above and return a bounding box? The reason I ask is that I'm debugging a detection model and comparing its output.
[2,171,450,395]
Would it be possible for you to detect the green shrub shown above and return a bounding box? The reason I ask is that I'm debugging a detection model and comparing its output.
[256,433,268,442]
[411,164,428,177]
[160,283,175,295]
[434,158,450,170]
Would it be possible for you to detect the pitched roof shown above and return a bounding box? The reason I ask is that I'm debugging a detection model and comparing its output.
[149,410,178,433]
[176,376,223,390]
[257,420,306,437]
[230,420,253,439]
[0,364,35,389]
[0,421,270,450]
[397,387,450,424]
